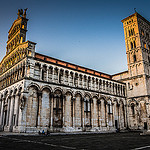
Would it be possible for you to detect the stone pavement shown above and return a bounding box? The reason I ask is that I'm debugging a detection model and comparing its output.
[0,130,116,136]
[1,132,150,150]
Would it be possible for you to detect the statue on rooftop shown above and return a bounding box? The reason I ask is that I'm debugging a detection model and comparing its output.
[17,8,28,18]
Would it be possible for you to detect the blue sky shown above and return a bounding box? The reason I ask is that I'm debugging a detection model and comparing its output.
[1,0,150,74]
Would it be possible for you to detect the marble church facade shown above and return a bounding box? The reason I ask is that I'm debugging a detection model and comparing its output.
[0,9,149,133]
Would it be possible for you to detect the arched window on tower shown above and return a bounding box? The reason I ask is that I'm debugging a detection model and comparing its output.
[133,54,137,62]
[131,42,133,49]
[133,41,136,48]
[132,28,135,35]
[129,30,131,37]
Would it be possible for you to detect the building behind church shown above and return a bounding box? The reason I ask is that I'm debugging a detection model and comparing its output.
[0,9,149,133]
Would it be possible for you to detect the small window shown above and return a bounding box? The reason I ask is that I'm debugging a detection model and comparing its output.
[22,24,25,29]
[131,42,133,49]
[133,54,137,62]
[131,28,135,36]
[143,42,147,49]
[133,41,136,48]
[129,30,131,37]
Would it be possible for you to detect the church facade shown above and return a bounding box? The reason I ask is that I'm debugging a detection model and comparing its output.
[0,9,149,133]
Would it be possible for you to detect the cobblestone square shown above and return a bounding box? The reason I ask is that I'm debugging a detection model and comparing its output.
[0,132,150,150]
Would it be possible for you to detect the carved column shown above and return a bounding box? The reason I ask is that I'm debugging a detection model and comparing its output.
[62,95,65,127]
[9,95,15,131]
[110,82,112,94]
[101,100,106,127]
[50,93,54,129]
[72,97,75,128]
[57,69,60,84]
[118,103,120,129]
[105,102,108,128]
[81,98,84,129]
[37,92,42,127]
[46,67,49,82]
[40,66,42,80]
[14,94,20,126]
[6,96,11,126]
[96,80,99,91]
[52,68,54,82]
[18,93,27,131]
[0,98,4,126]
[72,73,75,87]
[97,100,101,128]
[0,99,2,117]
[111,103,114,127]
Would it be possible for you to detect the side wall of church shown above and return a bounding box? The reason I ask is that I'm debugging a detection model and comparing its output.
[0,56,127,133]
[12,56,127,133]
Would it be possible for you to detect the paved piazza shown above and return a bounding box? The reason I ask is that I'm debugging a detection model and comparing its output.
[0,132,150,150]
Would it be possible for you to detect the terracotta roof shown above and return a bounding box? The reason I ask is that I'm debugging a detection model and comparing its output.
[35,52,112,80]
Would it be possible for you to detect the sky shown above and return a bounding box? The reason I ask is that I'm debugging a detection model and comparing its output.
[1,0,150,75]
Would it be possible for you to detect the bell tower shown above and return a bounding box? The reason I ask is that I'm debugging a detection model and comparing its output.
[122,12,150,95]
[121,12,150,77]
[6,8,28,54]
[121,12,150,99]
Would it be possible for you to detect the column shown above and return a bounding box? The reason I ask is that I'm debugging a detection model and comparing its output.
[37,92,42,127]
[90,99,93,127]
[6,96,11,126]
[92,97,98,127]
[68,71,70,85]
[112,102,115,128]
[9,95,15,131]
[0,99,4,126]
[15,94,20,126]
[101,100,106,127]
[97,101,100,128]
[72,97,75,128]
[40,66,42,80]
[50,94,54,129]
[72,73,75,87]
[62,95,65,127]
[96,80,99,91]
[57,69,60,84]
[52,68,54,82]
[99,80,102,92]
[81,98,84,129]
[105,103,108,128]
[0,99,2,117]
[46,67,49,82]
[118,104,120,129]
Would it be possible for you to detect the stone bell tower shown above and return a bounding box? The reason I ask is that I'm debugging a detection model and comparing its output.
[120,12,150,130]
[121,12,150,97]
[6,8,28,54]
